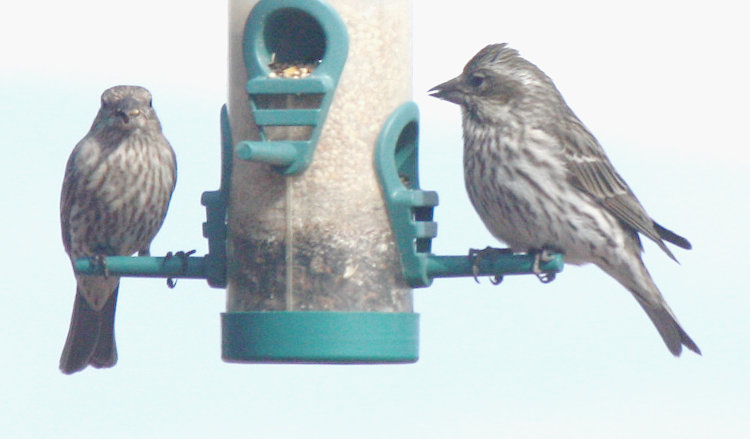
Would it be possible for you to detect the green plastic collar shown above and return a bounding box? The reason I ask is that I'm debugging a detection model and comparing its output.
[222,311,419,364]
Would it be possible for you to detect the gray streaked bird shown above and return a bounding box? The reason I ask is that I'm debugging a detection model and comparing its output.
[430,44,699,356]
[60,85,177,373]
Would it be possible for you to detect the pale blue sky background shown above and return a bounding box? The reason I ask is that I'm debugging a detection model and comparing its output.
[1,1,748,437]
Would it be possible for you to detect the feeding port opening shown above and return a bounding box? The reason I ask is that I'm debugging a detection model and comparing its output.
[264,8,326,66]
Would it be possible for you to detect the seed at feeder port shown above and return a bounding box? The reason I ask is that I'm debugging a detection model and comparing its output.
[283,66,301,77]
[268,61,319,78]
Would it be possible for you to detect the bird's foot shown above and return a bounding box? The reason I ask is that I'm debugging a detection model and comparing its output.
[164,249,196,288]
[468,246,513,285]
[531,248,556,284]
[89,254,109,278]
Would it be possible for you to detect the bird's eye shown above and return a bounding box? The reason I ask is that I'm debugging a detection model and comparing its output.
[467,73,485,88]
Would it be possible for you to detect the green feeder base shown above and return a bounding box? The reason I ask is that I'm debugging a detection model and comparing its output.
[222,311,419,364]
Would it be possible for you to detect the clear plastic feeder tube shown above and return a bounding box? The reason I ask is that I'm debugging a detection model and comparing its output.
[227,0,413,312]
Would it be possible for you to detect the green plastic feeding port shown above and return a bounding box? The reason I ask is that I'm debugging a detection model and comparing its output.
[235,0,349,175]
[222,312,419,364]
[375,102,438,287]
[376,102,564,287]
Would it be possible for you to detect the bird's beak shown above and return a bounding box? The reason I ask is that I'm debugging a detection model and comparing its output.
[116,97,142,123]
[429,76,464,105]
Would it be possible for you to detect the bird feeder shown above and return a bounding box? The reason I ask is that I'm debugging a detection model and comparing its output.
[224,0,417,363]
[73,0,563,366]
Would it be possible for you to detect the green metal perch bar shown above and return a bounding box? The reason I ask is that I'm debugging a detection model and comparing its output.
[73,255,208,279]
[426,253,563,280]
[72,251,563,282]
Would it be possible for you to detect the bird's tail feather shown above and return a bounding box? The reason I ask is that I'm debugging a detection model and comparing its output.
[653,221,692,250]
[637,299,701,356]
[59,286,119,374]
[598,256,700,356]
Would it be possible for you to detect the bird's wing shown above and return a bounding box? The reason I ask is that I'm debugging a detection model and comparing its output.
[60,137,94,256]
[60,146,79,256]
[558,119,682,261]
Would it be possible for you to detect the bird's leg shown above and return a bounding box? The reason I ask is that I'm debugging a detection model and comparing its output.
[164,249,197,288]
[469,246,513,285]
[531,248,556,284]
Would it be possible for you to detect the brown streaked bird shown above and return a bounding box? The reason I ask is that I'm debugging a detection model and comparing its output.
[430,44,699,356]
[60,85,176,374]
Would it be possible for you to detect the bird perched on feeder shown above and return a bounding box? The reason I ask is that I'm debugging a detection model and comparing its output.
[60,85,177,374]
[429,44,699,356]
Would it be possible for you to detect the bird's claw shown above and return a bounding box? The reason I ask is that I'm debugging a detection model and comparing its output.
[536,272,555,283]
[164,249,196,288]
[469,248,482,283]
[469,246,511,285]
[164,249,196,271]
[532,249,556,284]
